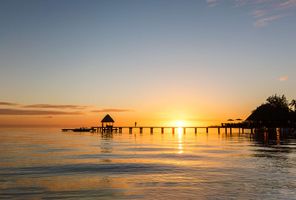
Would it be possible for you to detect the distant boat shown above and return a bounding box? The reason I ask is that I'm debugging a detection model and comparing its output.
[72,127,93,132]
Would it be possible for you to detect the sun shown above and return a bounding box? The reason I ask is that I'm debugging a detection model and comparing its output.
[175,120,185,128]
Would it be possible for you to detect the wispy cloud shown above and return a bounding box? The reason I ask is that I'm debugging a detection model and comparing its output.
[254,14,286,27]
[278,0,296,9]
[0,101,18,106]
[91,108,132,113]
[0,102,86,115]
[278,75,289,81]
[0,102,131,115]
[207,0,219,7]
[0,109,81,115]
[251,9,267,18]
[206,0,296,27]
[24,104,87,109]
[0,101,88,110]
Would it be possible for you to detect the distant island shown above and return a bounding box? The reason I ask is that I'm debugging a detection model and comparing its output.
[220,94,296,139]
[245,94,296,128]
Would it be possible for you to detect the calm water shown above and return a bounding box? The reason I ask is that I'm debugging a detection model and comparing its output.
[0,128,296,200]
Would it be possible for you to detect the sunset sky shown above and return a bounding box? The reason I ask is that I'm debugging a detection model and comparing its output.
[0,0,296,127]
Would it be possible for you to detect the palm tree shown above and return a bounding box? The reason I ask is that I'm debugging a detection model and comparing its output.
[266,94,289,109]
[290,99,296,112]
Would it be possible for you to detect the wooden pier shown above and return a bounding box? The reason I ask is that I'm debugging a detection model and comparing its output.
[83,126,255,135]
[62,114,295,138]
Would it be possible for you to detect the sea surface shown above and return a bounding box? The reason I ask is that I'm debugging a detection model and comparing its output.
[0,128,295,200]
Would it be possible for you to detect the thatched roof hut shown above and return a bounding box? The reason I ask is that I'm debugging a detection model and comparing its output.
[101,114,114,127]
[101,114,114,123]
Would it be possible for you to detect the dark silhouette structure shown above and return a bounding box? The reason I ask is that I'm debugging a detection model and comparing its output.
[220,94,296,138]
[246,94,296,128]
[101,114,115,129]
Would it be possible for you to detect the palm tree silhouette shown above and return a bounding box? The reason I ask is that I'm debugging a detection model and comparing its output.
[289,99,296,111]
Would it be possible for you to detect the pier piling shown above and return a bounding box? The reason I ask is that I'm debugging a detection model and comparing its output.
[150,128,153,134]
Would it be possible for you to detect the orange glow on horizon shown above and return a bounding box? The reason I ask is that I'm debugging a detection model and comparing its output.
[0,106,239,128]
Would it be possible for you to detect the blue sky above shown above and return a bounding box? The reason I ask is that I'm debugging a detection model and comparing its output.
[0,0,295,125]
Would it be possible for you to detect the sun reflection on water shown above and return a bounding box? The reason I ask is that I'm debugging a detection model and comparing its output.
[177,127,183,154]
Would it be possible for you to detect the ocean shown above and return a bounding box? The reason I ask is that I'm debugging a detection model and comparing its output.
[0,128,295,199]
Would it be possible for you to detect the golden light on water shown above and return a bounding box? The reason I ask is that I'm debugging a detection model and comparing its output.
[177,127,183,154]
[168,120,185,154]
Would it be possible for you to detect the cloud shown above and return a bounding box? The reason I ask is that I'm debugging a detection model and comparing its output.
[0,109,82,115]
[0,102,131,115]
[207,0,219,7]
[0,102,18,106]
[254,14,286,27]
[278,75,289,81]
[278,0,296,9]
[0,102,88,110]
[91,108,132,113]
[206,0,296,27]
[251,9,267,18]
[24,104,87,109]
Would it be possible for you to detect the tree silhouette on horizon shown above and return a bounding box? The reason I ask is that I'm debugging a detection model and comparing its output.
[247,94,296,127]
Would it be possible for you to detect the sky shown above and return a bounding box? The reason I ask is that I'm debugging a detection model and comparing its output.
[0,0,296,127]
